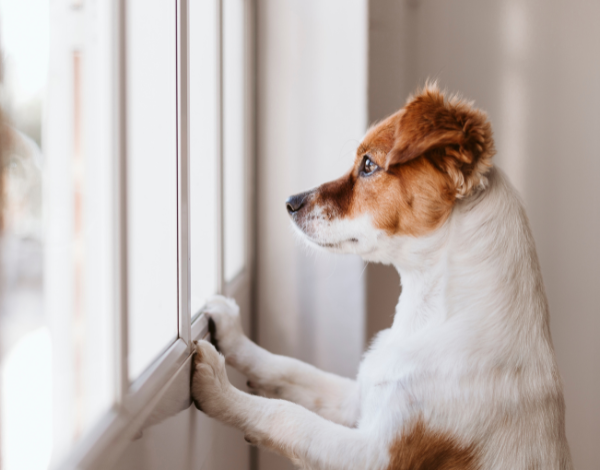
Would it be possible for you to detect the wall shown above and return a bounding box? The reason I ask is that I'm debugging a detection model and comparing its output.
[255,1,368,469]
[367,1,600,468]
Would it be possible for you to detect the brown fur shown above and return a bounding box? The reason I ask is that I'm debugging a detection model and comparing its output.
[387,84,495,197]
[308,85,495,236]
[387,418,480,470]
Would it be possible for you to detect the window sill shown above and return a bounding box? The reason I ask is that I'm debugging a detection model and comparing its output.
[55,313,210,470]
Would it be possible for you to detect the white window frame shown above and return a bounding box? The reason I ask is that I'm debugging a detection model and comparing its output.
[53,0,255,468]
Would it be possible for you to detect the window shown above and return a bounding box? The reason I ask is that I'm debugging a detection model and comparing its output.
[223,0,247,282]
[189,0,219,317]
[0,0,253,468]
[126,0,179,381]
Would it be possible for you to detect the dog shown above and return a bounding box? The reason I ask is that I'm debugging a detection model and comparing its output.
[191,84,573,470]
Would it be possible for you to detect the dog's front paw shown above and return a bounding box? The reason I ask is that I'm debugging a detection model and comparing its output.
[203,295,245,357]
[191,340,235,418]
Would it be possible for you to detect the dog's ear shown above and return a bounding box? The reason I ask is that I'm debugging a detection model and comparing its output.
[386,84,495,197]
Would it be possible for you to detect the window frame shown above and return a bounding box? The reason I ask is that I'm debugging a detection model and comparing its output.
[54,0,255,467]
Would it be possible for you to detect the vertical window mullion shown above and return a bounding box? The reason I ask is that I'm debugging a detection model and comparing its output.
[217,0,225,295]
[115,0,129,404]
[177,0,192,346]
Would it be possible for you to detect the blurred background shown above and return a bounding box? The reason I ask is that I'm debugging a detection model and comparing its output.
[0,0,598,469]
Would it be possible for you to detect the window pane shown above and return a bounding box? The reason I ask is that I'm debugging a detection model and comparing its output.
[126,0,178,380]
[189,0,218,317]
[1,0,117,464]
[223,0,246,282]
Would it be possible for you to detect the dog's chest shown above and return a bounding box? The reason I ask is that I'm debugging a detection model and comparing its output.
[358,327,424,382]
[356,329,425,421]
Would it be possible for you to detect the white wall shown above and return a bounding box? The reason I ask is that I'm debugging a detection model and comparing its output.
[256,1,368,469]
[368,1,600,468]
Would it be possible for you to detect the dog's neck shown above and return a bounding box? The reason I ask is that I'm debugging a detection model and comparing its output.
[386,168,548,342]
[388,223,451,337]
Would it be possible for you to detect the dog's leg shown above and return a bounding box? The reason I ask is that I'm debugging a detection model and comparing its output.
[192,340,384,470]
[201,296,360,427]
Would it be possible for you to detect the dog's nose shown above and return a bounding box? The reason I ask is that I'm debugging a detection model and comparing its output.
[286,192,307,214]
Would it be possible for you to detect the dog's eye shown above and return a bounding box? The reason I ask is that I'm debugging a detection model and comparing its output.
[361,156,378,176]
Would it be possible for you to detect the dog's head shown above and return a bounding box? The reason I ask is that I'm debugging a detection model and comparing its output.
[286,85,495,259]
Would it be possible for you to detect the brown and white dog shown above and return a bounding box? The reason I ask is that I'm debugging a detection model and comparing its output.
[191,85,573,470]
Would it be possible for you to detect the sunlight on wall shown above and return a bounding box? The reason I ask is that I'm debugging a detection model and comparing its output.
[1,327,53,470]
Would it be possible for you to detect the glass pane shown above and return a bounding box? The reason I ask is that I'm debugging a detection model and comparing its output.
[1,0,116,464]
[126,0,178,380]
[223,0,246,282]
[189,0,218,317]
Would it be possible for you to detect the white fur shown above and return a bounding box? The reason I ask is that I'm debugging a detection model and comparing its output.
[191,168,573,470]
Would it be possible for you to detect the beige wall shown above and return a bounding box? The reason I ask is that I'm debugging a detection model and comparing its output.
[368,1,600,468]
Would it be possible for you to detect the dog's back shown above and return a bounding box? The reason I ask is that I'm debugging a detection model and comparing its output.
[358,168,572,470]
